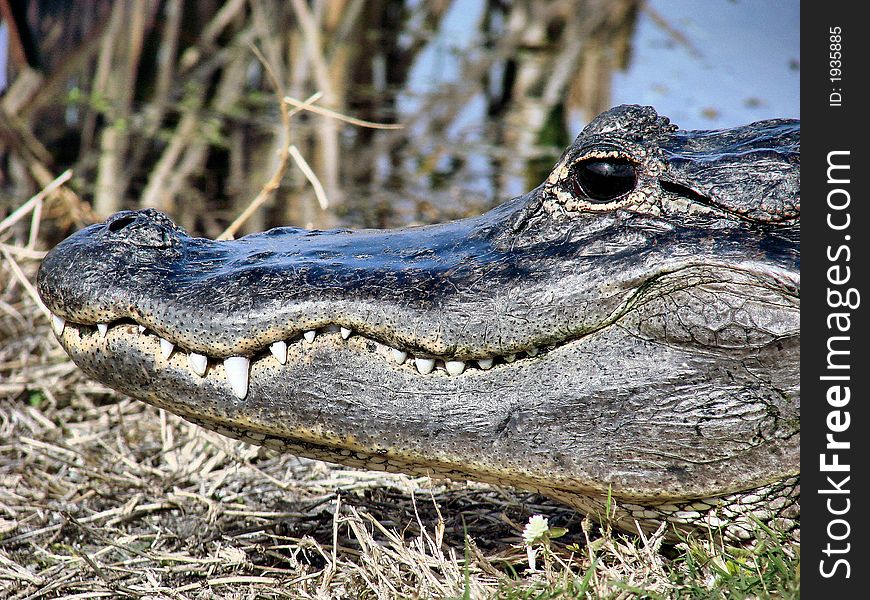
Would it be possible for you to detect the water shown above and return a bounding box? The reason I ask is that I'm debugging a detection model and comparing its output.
[613,0,800,129]
[402,1,799,131]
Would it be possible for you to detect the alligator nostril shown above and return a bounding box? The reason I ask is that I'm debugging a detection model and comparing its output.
[107,215,137,232]
[102,210,182,249]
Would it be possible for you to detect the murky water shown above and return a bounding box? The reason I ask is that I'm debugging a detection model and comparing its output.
[613,0,799,129]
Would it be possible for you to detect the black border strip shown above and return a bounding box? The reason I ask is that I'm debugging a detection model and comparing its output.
[802,3,869,595]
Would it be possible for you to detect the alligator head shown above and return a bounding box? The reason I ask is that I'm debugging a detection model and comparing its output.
[38,105,800,542]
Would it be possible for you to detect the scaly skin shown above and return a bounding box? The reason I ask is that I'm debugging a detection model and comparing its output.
[38,105,800,542]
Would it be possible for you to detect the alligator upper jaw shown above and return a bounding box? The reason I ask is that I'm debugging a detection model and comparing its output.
[36,105,801,375]
[37,191,798,400]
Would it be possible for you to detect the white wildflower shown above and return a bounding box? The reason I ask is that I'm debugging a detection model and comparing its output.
[522,514,551,545]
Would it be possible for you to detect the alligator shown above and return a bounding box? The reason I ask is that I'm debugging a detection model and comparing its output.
[37,105,800,542]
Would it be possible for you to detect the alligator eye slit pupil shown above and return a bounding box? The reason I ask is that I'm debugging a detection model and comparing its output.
[572,158,637,202]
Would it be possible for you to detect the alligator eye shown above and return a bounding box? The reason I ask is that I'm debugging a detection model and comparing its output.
[571,158,637,202]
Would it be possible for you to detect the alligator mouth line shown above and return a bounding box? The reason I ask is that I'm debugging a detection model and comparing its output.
[50,314,561,399]
[46,260,744,401]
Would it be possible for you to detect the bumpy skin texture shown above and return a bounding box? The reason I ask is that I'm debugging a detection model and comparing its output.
[38,105,800,542]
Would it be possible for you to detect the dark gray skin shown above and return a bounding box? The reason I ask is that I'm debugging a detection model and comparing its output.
[38,105,800,542]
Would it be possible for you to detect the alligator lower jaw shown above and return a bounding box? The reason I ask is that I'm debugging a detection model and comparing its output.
[49,316,801,543]
[52,319,585,494]
[49,314,562,400]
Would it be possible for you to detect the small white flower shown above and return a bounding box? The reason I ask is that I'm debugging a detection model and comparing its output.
[522,514,551,545]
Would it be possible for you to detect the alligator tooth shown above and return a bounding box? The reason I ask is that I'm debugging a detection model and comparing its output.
[159,338,175,359]
[303,330,316,343]
[340,327,352,340]
[270,340,288,364]
[138,325,146,334]
[224,356,250,399]
[51,314,65,335]
[526,348,539,357]
[97,323,108,337]
[415,358,435,375]
[188,352,208,376]
[391,348,408,364]
[477,358,494,370]
[503,354,516,363]
[445,360,466,376]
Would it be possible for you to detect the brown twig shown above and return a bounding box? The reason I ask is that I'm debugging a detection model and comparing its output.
[283,95,404,129]
[0,169,72,238]
[0,246,50,319]
[288,144,329,211]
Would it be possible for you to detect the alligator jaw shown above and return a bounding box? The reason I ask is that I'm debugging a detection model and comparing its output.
[51,311,800,541]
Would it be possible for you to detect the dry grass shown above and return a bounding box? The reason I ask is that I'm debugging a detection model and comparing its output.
[0,195,799,599]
